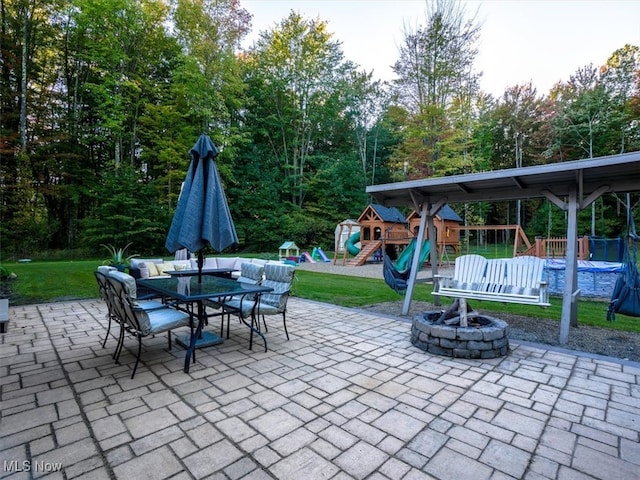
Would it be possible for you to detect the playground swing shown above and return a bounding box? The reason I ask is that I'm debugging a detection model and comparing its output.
[382,238,431,293]
[457,224,531,259]
[607,215,640,321]
[481,228,511,258]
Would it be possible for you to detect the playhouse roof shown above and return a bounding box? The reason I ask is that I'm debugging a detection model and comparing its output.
[437,204,463,222]
[358,204,406,224]
[406,204,462,223]
[279,241,299,249]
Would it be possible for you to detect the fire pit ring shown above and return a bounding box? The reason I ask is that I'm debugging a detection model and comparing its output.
[411,311,510,359]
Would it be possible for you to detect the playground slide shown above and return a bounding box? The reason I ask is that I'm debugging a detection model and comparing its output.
[395,239,431,272]
[301,252,316,263]
[417,240,431,266]
[346,232,361,256]
[395,239,416,272]
[315,247,330,262]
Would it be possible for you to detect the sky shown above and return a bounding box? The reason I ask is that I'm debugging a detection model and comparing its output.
[241,0,640,97]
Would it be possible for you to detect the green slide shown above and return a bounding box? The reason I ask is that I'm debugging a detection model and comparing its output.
[346,232,361,256]
[395,239,430,273]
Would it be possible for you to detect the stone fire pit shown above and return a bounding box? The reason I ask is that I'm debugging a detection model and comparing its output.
[411,311,510,359]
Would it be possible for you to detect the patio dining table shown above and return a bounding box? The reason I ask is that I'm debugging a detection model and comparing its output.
[137,275,272,373]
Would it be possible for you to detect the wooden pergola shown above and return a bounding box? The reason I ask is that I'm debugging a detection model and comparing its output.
[366,151,640,344]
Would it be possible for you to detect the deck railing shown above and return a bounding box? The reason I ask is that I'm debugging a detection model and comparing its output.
[526,236,590,259]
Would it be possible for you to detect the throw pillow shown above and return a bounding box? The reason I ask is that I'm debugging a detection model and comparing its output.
[156,263,174,275]
[138,262,149,279]
[144,261,160,277]
[173,261,190,271]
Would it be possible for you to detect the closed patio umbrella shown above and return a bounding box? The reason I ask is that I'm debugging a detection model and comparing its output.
[165,134,238,280]
[165,134,239,352]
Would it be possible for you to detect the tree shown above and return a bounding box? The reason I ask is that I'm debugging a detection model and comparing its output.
[391,0,481,179]
[489,83,544,226]
[1,0,72,253]
[341,70,388,186]
[600,44,640,153]
[81,164,169,254]
[243,11,351,208]
[171,0,250,133]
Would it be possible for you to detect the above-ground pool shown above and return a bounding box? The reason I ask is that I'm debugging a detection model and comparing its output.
[544,259,624,298]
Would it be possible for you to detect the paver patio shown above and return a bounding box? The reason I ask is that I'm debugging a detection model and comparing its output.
[1,298,639,479]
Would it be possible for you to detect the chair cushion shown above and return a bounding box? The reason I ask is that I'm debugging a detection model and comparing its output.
[97,265,116,275]
[237,263,264,284]
[134,300,166,311]
[222,297,256,317]
[264,264,295,283]
[261,264,295,309]
[147,308,191,335]
[204,298,223,309]
[108,270,140,299]
[256,303,281,315]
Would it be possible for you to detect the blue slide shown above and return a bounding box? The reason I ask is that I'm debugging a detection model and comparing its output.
[315,247,330,262]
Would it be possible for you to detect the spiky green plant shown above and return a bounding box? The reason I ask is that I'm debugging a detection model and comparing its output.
[101,242,139,267]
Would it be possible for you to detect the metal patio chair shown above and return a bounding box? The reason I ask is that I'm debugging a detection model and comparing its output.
[254,263,295,346]
[106,271,193,378]
[208,262,265,340]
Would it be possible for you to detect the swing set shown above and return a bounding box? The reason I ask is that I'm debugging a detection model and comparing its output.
[448,201,589,261]
[447,224,532,259]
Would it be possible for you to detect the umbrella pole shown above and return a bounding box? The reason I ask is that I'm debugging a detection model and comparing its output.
[197,249,204,341]
[197,250,204,283]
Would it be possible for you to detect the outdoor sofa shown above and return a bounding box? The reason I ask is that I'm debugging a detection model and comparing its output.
[129,256,285,281]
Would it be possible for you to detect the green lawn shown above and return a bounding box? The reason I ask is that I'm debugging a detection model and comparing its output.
[3,258,638,334]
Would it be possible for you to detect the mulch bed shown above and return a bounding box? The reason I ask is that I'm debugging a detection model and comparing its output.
[361,300,640,363]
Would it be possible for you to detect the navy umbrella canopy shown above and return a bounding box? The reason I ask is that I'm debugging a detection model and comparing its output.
[165,134,238,276]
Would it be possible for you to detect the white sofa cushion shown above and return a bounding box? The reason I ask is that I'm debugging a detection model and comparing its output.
[131,259,192,278]
[135,256,287,281]
[130,258,163,279]
[216,257,239,269]
[249,258,268,267]
[190,257,219,270]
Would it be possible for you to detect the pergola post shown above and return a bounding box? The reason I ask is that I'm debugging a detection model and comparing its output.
[402,201,430,315]
[560,188,579,344]
[428,213,439,307]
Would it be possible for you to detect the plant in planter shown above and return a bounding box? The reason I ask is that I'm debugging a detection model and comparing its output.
[102,243,139,271]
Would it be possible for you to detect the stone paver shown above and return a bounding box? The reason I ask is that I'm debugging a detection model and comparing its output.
[1,298,639,479]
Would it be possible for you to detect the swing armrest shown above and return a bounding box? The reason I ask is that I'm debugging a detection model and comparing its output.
[433,274,453,290]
